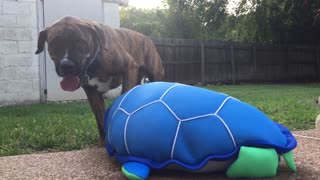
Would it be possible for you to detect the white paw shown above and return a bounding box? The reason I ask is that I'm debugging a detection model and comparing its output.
[104,85,122,99]
[316,114,320,131]
[141,76,150,84]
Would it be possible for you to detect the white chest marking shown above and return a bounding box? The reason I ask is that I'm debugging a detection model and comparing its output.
[88,77,112,93]
[63,49,68,58]
[87,77,123,99]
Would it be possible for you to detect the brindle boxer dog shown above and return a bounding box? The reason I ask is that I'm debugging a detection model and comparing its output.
[35,16,165,146]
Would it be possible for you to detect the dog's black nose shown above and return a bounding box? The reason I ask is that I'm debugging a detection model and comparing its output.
[59,59,76,75]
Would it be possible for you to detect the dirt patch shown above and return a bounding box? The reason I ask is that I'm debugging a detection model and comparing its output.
[0,130,319,180]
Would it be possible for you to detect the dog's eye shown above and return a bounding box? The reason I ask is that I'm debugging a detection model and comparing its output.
[74,42,88,53]
[48,40,66,54]
[47,49,58,60]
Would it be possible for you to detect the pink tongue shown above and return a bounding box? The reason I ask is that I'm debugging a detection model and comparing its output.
[60,76,80,92]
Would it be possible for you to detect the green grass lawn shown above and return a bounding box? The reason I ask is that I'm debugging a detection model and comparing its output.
[0,83,319,157]
[206,83,320,130]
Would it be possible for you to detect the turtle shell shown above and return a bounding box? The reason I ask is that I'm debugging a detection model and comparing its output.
[104,82,297,170]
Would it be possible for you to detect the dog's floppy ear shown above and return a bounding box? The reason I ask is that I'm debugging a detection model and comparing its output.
[35,29,47,54]
[94,26,105,48]
[89,23,107,50]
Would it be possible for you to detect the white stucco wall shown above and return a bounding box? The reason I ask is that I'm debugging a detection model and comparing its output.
[103,0,128,28]
[0,0,125,105]
[104,2,120,28]
[0,0,39,106]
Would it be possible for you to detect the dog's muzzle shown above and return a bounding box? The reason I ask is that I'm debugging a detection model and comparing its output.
[59,58,77,76]
[58,58,81,92]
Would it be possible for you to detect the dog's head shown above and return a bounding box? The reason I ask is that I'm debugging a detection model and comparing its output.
[35,16,105,91]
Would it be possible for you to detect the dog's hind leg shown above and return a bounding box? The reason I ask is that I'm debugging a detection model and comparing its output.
[83,86,105,147]
[122,56,139,93]
[144,52,165,82]
[137,66,151,85]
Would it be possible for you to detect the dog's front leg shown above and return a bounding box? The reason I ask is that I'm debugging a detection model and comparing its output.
[83,86,105,147]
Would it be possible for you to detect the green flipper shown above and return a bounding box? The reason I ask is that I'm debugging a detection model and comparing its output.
[121,162,150,180]
[226,146,279,178]
[122,169,143,180]
[282,151,296,172]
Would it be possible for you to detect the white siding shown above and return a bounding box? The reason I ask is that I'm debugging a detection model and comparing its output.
[0,0,124,105]
[103,2,120,28]
[0,0,39,106]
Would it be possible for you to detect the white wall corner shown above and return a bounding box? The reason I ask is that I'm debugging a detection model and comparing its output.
[103,1,120,28]
[103,0,128,6]
[0,0,40,106]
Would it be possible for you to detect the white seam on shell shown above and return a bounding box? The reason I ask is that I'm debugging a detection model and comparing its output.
[117,108,130,115]
[117,85,140,109]
[160,101,182,121]
[124,115,131,154]
[215,114,237,148]
[170,121,181,159]
[128,100,160,115]
[108,85,140,142]
[214,96,233,115]
[159,84,183,100]
[108,108,130,142]
[181,113,215,122]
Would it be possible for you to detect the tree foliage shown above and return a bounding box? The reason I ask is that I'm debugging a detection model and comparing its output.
[164,0,228,39]
[120,0,320,45]
[120,0,228,39]
[120,7,167,37]
[233,0,320,44]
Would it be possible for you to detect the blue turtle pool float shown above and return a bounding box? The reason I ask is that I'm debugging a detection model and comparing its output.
[104,82,297,180]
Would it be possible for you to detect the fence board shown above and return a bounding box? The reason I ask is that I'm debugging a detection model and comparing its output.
[151,37,320,84]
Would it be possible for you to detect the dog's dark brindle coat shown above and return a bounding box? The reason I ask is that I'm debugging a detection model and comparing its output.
[35,16,165,146]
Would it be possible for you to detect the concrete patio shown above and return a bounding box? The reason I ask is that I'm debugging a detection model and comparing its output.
[0,130,319,180]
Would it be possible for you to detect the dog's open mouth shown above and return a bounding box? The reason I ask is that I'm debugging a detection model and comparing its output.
[60,76,80,92]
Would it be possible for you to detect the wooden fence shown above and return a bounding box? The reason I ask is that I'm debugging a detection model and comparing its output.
[151,37,320,84]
